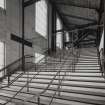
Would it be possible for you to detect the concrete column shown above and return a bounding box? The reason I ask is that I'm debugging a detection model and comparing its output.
[51,5,56,52]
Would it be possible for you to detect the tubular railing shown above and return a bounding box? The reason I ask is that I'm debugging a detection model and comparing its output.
[71,47,80,72]
[0,57,23,86]
[48,52,77,105]
[2,50,49,104]
[23,48,80,105]
[97,48,105,77]
[0,55,34,87]
[0,50,48,88]
[24,50,70,105]
[3,50,67,105]
[2,48,80,105]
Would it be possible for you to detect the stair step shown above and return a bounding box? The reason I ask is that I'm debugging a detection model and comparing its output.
[0,48,104,105]
[42,93,105,105]
[3,85,105,98]
[77,63,99,65]
[10,80,105,89]
[0,86,104,105]
[11,73,103,77]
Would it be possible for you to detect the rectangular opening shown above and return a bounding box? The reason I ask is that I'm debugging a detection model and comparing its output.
[0,0,6,9]
[56,16,63,49]
[0,41,6,77]
[35,0,48,38]
[35,53,45,63]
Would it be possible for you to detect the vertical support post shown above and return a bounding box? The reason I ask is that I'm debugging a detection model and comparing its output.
[27,70,29,92]
[45,53,47,71]
[103,36,105,77]
[22,0,25,72]
[8,75,10,86]
[60,48,61,62]
[38,96,40,105]
[71,32,74,72]
[58,70,60,96]
[62,30,65,49]
[51,5,56,52]
[7,70,10,86]
[4,42,6,76]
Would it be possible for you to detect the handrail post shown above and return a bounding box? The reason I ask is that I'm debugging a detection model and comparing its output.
[38,96,40,105]
[7,71,10,86]
[58,70,60,96]
[27,70,29,92]
[97,48,103,76]
[35,62,36,71]
[45,53,47,71]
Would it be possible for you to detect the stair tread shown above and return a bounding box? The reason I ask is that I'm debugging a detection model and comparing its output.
[43,93,105,105]
[0,48,104,105]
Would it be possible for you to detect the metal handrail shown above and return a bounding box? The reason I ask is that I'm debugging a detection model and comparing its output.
[48,48,80,104]
[97,48,104,77]
[21,49,65,100]
[0,54,34,73]
[0,49,48,86]
[24,48,80,104]
[2,48,80,105]
[2,50,49,104]
[3,71,40,105]
[0,55,33,88]
[48,52,76,105]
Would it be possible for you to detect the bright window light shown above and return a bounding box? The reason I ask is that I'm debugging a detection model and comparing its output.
[66,32,69,42]
[56,17,63,49]
[35,0,48,37]
[0,41,5,77]
[34,53,45,63]
[0,0,5,9]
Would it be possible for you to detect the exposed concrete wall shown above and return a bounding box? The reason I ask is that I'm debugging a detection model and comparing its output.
[0,0,48,66]
[0,8,6,42]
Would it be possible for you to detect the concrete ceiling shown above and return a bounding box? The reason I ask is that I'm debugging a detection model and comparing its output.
[50,0,104,47]
[51,0,102,30]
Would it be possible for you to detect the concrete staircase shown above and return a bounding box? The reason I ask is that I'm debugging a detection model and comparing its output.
[0,48,105,105]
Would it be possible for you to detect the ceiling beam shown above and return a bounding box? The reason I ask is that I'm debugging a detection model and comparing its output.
[79,42,96,45]
[53,2,98,11]
[69,22,98,31]
[74,31,94,46]
[24,0,40,7]
[61,13,97,22]
[50,0,75,30]
[79,39,95,43]
[55,23,98,33]
[65,39,95,44]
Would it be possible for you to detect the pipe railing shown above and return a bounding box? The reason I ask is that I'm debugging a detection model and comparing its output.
[0,49,49,88]
[23,48,80,105]
[0,55,35,88]
[2,50,49,104]
[97,48,105,77]
[70,47,80,72]
[48,52,77,105]
[24,50,70,105]
[0,57,23,86]
[1,48,80,105]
